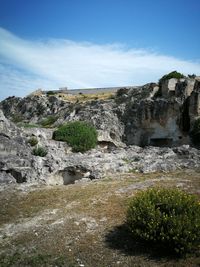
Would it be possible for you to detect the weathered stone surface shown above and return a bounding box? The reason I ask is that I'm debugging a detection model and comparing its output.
[122,78,200,146]
[1,76,200,185]
[175,79,195,98]
[1,77,200,147]
[0,95,68,122]
[189,80,200,121]
[1,107,200,185]
[60,100,125,146]
[0,110,32,183]
[161,78,178,97]
[0,171,16,184]
[123,98,183,146]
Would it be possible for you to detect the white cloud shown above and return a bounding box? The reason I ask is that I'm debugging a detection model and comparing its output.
[0,27,200,100]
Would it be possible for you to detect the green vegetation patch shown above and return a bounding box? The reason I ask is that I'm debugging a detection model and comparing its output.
[159,71,185,84]
[28,137,38,146]
[32,146,47,157]
[126,188,200,256]
[53,121,97,152]
[11,114,24,123]
[46,90,56,96]
[17,122,39,128]
[40,115,58,128]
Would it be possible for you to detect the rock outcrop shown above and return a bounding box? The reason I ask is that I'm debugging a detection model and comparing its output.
[1,77,200,147]
[1,76,200,185]
[1,107,200,185]
[0,109,32,184]
[0,95,68,122]
[122,77,200,146]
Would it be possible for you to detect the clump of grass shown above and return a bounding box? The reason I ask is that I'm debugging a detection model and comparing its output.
[11,114,24,123]
[17,122,39,128]
[40,115,58,128]
[32,146,47,157]
[28,137,38,146]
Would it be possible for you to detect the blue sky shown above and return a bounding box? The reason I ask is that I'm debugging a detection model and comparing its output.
[0,0,200,99]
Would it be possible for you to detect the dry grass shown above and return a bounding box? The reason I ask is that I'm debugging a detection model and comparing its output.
[0,170,200,266]
[56,92,115,103]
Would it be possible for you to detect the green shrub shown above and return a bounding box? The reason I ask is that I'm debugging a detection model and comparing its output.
[190,118,200,144]
[46,91,56,96]
[40,115,58,128]
[159,71,185,84]
[53,121,97,152]
[28,137,38,146]
[18,122,39,128]
[126,188,200,255]
[11,114,24,123]
[32,146,47,157]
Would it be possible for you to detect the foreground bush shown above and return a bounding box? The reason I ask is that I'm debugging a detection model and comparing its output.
[126,188,200,255]
[190,118,200,145]
[32,146,47,157]
[53,121,97,152]
[159,71,185,84]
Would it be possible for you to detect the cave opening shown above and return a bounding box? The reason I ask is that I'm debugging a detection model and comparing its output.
[180,98,190,132]
[150,138,173,147]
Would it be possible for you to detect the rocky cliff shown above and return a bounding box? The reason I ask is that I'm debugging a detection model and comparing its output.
[1,76,200,147]
[0,76,200,185]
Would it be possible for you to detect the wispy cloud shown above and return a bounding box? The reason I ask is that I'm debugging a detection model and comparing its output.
[0,27,200,100]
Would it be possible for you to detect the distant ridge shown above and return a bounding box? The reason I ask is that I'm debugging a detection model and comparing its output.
[41,86,138,95]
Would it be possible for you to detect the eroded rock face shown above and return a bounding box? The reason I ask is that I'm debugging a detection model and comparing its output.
[1,77,200,184]
[0,110,34,183]
[0,95,68,122]
[1,77,200,148]
[0,109,127,184]
[59,100,125,146]
[161,78,178,97]
[189,80,200,120]
[122,78,200,146]
[1,109,200,185]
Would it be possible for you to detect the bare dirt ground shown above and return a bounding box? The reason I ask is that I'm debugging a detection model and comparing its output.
[0,169,200,267]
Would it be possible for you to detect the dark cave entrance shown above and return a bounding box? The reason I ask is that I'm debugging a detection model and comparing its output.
[180,98,190,132]
[60,166,92,185]
[150,138,173,147]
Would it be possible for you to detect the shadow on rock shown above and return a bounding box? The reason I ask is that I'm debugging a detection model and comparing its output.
[104,223,178,260]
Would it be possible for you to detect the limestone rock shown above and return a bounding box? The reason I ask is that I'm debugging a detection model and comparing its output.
[189,79,200,121]
[0,95,68,122]
[161,78,178,97]
[1,108,200,185]
[1,77,200,148]
[1,76,200,185]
